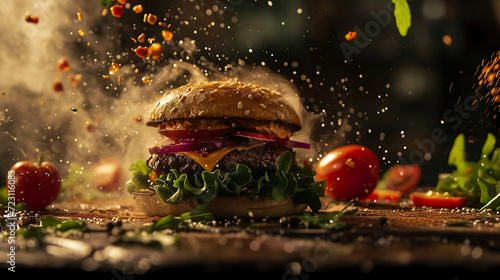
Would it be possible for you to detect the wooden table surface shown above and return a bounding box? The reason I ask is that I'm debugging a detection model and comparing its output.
[2,196,500,279]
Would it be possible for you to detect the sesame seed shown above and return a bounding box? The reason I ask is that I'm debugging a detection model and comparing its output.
[243,110,250,115]
[198,110,206,116]
[237,101,243,109]
[169,107,177,113]
[259,103,266,109]
[248,94,253,100]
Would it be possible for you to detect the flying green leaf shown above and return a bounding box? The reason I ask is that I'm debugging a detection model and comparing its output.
[392,0,412,37]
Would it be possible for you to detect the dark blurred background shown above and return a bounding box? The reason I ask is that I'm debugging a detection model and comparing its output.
[132,0,500,185]
[1,0,499,187]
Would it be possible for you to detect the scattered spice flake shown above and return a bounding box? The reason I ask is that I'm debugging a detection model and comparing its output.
[78,29,85,36]
[162,30,173,41]
[148,37,155,44]
[108,62,120,75]
[57,58,70,71]
[141,76,152,84]
[148,43,162,60]
[118,75,121,84]
[132,5,143,14]
[85,121,97,133]
[102,75,110,79]
[71,108,78,112]
[25,13,39,24]
[41,102,45,105]
[117,0,128,5]
[137,33,145,43]
[110,5,124,17]
[345,31,357,41]
[131,37,137,43]
[101,9,108,17]
[442,34,452,46]
[134,46,149,58]
[147,13,157,25]
[69,74,82,87]
[53,81,64,92]
[132,116,142,123]
[77,12,83,21]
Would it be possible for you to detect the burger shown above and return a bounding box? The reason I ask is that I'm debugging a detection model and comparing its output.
[128,81,324,218]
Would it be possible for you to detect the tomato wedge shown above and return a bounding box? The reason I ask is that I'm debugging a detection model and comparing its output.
[361,189,402,202]
[384,164,421,194]
[410,191,467,208]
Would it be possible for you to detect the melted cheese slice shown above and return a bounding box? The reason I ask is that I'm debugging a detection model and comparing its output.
[177,143,263,171]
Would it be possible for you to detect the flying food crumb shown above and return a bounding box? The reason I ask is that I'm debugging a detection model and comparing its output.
[134,46,149,58]
[25,13,39,24]
[147,14,157,25]
[345,31,357,41]
[71,108,78,112]
[132,5,143,14]
[57,58,70,71]
[110,5,124,17]
[162,30,173,41]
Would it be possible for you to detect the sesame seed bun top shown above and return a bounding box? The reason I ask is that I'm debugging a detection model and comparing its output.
[146,81,302,132]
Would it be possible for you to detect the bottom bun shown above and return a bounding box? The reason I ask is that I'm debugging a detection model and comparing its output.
[131,191,307,218]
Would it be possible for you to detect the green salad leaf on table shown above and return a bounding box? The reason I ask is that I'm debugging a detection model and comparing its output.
[436,133,500,211]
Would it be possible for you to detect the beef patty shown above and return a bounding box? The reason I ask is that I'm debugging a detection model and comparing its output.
[147,145,295,178]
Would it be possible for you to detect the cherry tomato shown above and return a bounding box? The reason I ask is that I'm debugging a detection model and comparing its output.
[361,189,402,202]
[8,161,61,210]
[410,191,467,208]
[316,145,380,201]
[384,164,421,194]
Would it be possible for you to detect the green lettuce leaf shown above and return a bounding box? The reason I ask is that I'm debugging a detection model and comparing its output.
[127,151,325,213]
[436,133,500,209]
[392,0,412,37]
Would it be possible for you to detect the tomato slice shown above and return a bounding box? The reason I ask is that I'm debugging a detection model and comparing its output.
[410,191,467,208]
[158,127,235,139]
[385,164,421,194]
[361,189,402,202]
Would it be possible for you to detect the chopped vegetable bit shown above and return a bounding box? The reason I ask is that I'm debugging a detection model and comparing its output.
[147,13,157,25]
[132,5,143,14]
[141,76,152,84]
[345,31,357,41]
[117,0,128,5]
[52,81,63,92]
[57,58,70,71]
[162,30,173,41]
[148,43,162,60]
[110,5,124,17]
[25,13,39,24]
[108,62,120,75]
[436,133,500,210]
[137,33,145,43]
[78,29,85,36]
[134,46,149,58]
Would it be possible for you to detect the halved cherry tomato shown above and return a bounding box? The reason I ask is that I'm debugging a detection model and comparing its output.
[410,191,467,208]
[8,161,61,210]
[385,164,421,194]
[361,189,402,202]
[316,145,380,201]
